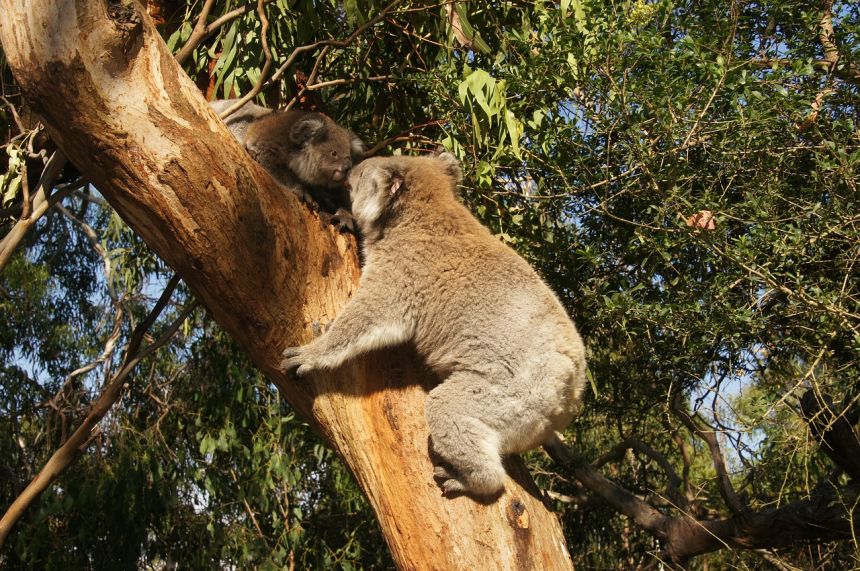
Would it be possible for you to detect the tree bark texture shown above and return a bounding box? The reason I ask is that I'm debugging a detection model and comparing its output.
[0,2,574,569]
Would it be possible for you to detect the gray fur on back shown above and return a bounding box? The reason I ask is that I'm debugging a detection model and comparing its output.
[210,99,274,144]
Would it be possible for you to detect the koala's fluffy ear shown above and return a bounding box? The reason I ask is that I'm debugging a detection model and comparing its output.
[376,164,404,196]
[350,135,367,163]
[436,152,463,184]
[290,115,326,146]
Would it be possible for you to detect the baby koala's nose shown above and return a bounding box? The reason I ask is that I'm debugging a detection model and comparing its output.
[333,161,353,181]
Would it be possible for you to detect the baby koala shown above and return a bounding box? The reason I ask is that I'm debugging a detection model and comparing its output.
[211,98,365,228]
[282,153,586,498]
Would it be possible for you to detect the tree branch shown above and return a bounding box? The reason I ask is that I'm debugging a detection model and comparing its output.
[548,436,860,564]
[56,202,118,301]
[671,394,746,515]
[0,276,194,549]
[663,482,860,562]
[0,150,70,272]
[174,1,271,66]
[223,0,403,117]
[215,0,276,118]
[799,389,860,482]
[544,437,669,537]
[363,119,445,156]
[818,0,839,71]
[174,0,215,65]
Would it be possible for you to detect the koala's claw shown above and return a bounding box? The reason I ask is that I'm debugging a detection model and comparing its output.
[433,465,454,480]
[438,477,466,496]
[280,346,306,375]
[294,364,314,377]
[432,465,466,496]
[331,208,357,233]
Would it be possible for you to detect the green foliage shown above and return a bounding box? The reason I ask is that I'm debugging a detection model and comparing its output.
[2,0,859,569]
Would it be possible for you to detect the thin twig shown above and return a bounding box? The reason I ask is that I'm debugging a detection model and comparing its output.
[306,75,393,91]
[283,45,331,111]
[707,241,860,334]
[270,0,403,84]
[363,119,445,156]
[222,0,403,119]
[0,96,25,134]
[671,393,746,516]
[175,0,268,65]
[47,307,124,416]
[56,203,117,302]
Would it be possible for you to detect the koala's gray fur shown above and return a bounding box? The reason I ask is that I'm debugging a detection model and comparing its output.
[282,153,586,497]
[211,98,365,225]
[210,98,274,143]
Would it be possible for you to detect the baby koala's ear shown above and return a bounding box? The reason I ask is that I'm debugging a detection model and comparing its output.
[435,151,463,184]
[290,114,326,146]
[350,134,367,163]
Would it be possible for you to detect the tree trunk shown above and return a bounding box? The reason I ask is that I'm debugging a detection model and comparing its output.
[0,2,574,568]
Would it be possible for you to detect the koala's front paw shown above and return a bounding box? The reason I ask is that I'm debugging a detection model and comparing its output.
[281,346,314,377]
[331,208,357,233]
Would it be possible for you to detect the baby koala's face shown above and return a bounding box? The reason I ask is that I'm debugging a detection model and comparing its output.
[304,129,356,187]
[286,113,366,189]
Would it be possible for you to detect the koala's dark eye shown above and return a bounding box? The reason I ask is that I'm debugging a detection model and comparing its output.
[330,150,338,158]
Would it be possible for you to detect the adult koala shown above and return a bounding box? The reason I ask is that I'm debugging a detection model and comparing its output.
[282,153,586,497]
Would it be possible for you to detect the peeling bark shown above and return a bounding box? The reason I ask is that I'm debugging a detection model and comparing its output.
[0,1,574,568]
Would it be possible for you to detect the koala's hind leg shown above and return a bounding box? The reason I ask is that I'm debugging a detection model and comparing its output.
[425,376,506,497]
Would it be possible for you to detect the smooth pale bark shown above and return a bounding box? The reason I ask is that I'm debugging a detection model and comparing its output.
[0,2,573,568]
